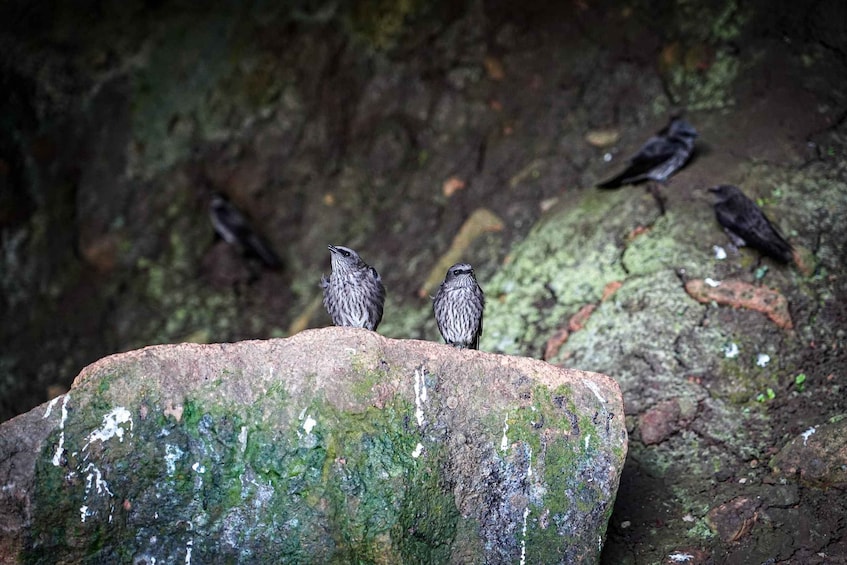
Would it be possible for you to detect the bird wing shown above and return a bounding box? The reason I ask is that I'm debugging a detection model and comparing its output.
[716,196,793,262]
[738,209,793,262]
[211,201,249,244]
[714,198,747,236]
[597,136,683,188]
[473,311,483,350]
[211,199,282,269]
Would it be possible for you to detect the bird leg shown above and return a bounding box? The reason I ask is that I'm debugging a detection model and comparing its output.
[646,181,667,216]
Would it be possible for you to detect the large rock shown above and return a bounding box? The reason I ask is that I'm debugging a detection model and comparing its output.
[0,328,626,564]
[770,417,847,489]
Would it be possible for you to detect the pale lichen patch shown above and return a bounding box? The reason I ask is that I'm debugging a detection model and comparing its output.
[84,407,134,450]
[165,444,185,475]
[51,394,71,467]
[414,368,427,427]
[500,413,510,452]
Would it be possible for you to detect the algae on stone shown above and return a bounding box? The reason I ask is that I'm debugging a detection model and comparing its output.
[482,189,659,357]
[11,331,625,564]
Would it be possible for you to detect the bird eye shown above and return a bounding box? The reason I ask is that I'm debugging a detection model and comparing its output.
[453,269,462,276]
[341,250,351,257]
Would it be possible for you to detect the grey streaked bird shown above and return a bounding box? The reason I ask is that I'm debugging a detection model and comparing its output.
[210,192,282,269]
[597,117,698,188]
[709,184,794,263]
[320,245,386,331]
[433,263,484,350]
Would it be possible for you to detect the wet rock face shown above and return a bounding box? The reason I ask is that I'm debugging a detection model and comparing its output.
[0,328,626,564]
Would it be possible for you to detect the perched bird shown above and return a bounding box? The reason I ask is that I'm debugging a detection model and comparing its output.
[597,117,698,188]
[433,263,485,349]
[209,192,282,269]
[321,245,386,331]
[709,184,794,263]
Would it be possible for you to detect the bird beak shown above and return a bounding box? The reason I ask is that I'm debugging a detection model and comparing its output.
[707,186,720,193]
[328,244,338,254]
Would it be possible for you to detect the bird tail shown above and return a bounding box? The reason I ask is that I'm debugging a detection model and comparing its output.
[768,239,795,264]
[245,234,283,269]
[596,173,626,189]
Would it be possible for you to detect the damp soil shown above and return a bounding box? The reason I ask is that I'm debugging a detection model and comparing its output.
[1,1,846,562]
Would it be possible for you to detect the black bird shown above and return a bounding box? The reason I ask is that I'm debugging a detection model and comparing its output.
[209,193,282,269]
[709,185,794,263]
[320,245,386,331]
[597,117,698,188]
[433,263,485,350]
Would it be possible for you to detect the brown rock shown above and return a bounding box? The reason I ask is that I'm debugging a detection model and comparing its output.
[568,304,596,332]
[638,399,682,445]
[684,278,793,329]
[601,281,623,302]
[584,128,621,148]
[543,328,570,361]
[706,496,761,543]
[0,328,627,564]
[543,303,597,361]
[770,418,847,489]
[442,176,466,197]
[483,56,505,81]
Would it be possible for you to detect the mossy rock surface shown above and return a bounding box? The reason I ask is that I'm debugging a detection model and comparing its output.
[0,327,626,564]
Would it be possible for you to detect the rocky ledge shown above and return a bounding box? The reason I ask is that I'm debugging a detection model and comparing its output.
[0,327,626,564]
